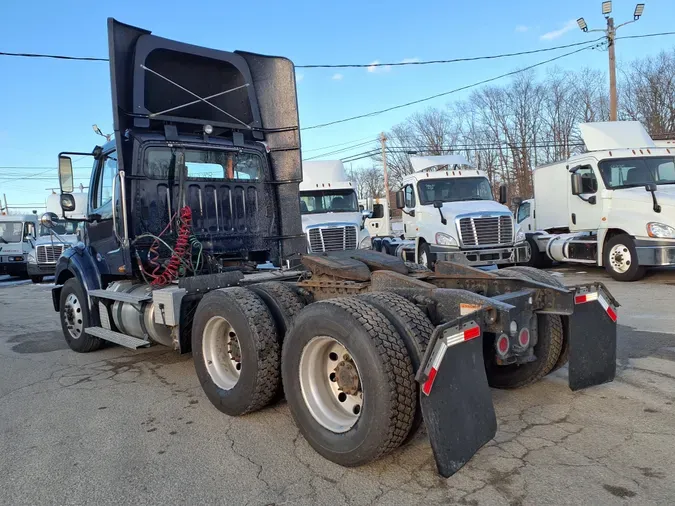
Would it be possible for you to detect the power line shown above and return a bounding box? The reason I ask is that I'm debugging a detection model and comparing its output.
[296,38,605,69]
[615,30,675,42]
[302,135,377,153]
[0,51,107,61]
[304,41,603,131]
[303,140,375,160]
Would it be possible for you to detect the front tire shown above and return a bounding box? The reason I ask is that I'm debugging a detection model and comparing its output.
[604,234,646,281]
[282,297,416,467]
[418,242,435,270]
[30,275,44,284]
[192,287,281,416]
[59,278,103,353]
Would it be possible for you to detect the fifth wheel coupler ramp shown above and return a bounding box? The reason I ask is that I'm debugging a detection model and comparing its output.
[416,314,497,478]
[567,284,619,391]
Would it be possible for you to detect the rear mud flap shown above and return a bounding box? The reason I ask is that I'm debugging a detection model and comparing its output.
[567,286,618,391]
[417,318,497,478]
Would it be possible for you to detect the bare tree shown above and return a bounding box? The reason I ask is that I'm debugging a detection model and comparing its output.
[351,166,384,199]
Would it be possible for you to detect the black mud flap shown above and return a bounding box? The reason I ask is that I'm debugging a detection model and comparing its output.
[416,318,497,478]
[567,285,618,391]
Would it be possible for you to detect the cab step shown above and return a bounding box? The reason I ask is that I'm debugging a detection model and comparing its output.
[85,327,151,349]
[88,289,151,304]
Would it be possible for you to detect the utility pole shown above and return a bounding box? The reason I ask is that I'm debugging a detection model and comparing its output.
[577,2,645,121]
[380,132,389,201]
[3,194,7,215]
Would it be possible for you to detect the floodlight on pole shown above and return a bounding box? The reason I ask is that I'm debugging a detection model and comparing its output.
[602,1,612,17]
[634,3,645,20]
[577,18,588,32]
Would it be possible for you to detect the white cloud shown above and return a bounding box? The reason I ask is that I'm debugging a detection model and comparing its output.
[296,72,304,82]
[367,60,392,73]
[332,73,344,80]
[540,19,577,41]
[515,25,529,33]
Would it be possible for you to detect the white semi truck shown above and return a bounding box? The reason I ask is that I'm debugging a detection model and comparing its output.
[27,191,87,283]
[300,160,371,252]
[374,155,529,268]
[516,121,675,281]
[0,214,38,279]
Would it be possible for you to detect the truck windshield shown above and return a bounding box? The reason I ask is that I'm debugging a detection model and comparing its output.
[417,177,493,204]
[0,222,23,243]
[39,221,81,236]
[598,157,675,189]
[300,190,358,214]
[144,148,262,180]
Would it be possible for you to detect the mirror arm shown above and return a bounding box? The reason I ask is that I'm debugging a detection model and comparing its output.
[648,190,662,213]
[437,208,447,225]
[577,194,597,205]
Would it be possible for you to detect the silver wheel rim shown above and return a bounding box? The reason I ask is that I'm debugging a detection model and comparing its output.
[299,336,363,433]
[609,244,632,274]
[420,250,428,267]
[63,292,84,339]
[203,316,241,390]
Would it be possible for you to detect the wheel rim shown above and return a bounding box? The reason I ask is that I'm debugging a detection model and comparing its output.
[63,292,84,340]
[299,336,364,433]
[609,243,632,274]
[203,316,242,390]
[420,250,428,267]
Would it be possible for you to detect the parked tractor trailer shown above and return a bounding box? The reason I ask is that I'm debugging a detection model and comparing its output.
[48,19,619,477]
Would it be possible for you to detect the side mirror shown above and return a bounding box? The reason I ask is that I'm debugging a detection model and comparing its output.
[60,194,76,213]
[58,155,74,193]
[512,197,523,207]
[433,200,443,209]
[395,190,405,209]
[40,212,59,229]
[645,183,657,193]
[571,173,583,196]
[499,184,508,204]
[24,235,33,243]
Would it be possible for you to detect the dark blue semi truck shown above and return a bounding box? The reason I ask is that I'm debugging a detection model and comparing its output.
[47,18,620,477]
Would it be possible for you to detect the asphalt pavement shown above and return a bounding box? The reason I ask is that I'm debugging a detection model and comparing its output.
[1,267,674,505]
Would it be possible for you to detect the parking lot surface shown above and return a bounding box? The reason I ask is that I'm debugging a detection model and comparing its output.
[1,267,674,505]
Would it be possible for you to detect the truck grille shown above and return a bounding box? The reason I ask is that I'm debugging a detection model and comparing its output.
[458,215,513,247]
[36,245,64,264]
[308,226,358,252]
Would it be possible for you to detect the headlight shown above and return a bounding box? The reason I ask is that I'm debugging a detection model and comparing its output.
[27,252,36,264]
[435,232,458,247]
[647,222,675,238]
[359,236,372,249]
[515,227,526,243]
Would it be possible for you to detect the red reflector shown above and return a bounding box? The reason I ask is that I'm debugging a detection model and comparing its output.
[497,335,509,354]
[575,295,587,304]
[519,328,530,347]
[463,326,480,341]
[422,367,438,396]
[606,306,617,322]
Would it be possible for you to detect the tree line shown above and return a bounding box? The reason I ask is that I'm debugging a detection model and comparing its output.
[350,48,675,201]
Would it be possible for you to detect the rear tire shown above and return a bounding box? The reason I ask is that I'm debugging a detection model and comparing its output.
[192,287,280,416]
[59,278,103,353]
[604,234,646,281]
[486,267,563,388]
[248,282,307,337]
[523,236,553,268]
[282,297,416,467]
[358,292,433,441]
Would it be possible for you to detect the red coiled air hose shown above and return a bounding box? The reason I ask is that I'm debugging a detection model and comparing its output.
[151,206,193,287]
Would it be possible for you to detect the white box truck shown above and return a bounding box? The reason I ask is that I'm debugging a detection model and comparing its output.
[516,121,675,281]
[300,160,371,252]
[374,155,529,268]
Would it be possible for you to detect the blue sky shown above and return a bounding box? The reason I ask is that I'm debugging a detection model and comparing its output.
[1,0,674,209]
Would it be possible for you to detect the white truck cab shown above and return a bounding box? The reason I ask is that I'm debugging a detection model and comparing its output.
[300,160,371,252]
[0,214,38,278]
[391,155,529,268]
[517,121,675,281]
[27,191,87,283]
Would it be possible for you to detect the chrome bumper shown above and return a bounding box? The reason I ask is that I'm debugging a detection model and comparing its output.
[635,241,675,266]
[430,243,530,267]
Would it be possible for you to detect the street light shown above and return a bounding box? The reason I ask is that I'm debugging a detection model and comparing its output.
[634,3,645,19]
[577,2,646,121]
[602,1,612,17]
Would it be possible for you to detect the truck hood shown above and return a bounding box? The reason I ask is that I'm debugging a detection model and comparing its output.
[34,235,79,247]
[613,185,675,208]
[0,244,25,255]
[301,212,363,232]
[422,200,511,222]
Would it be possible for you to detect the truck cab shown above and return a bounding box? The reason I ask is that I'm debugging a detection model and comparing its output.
[394,155,529,268]
[299,160,370,252]
[0,214,37,278]
[518,121,675,281]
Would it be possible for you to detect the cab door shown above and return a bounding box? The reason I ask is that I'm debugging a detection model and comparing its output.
[86,149,129,276]
[402,183,417,238]
[568,162,605,232]
[516,200,534,232]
